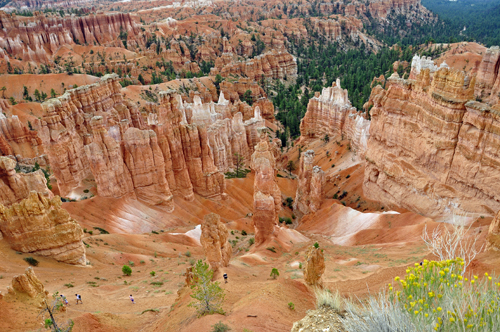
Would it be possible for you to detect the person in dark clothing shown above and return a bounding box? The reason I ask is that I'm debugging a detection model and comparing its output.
[223,273,228,283]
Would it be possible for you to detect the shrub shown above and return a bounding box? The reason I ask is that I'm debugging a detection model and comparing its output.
[248,238,255,246]
[345,258,500,332]
[150,281,163,286]
[185,251,191,257]
[122,265,132,276]
[241,230,247,236]
[83,189,89,193]
[285,217,292,225]
[140,260,145,264]
[24,257,39,266]
[299,263,302,269]
[211,321,231,332]
[288,302,295,310]
[150,271,156,277]
[270,268,279,279]
[266,247,276,253]
[314,287,341,310]
[128,260,135,267]
[151,230,159,234]
[93,227,109,234]
[313,242,319,249]
[64,283,74,288]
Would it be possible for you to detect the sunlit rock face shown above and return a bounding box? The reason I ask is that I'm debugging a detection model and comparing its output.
[303,245,325,286]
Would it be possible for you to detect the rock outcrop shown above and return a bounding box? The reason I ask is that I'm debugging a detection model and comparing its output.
[200,213,231,274]
[475,46,500,104]
[303,245,325,286]
[487,210,500,251]
[300,79,371,156]
[0,191,86,265]
[294,150,325,215]
[251,128,281,245]
[0,156,51,207]
[8,267,47,298]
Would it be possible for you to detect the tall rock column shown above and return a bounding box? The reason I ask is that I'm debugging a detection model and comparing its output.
[200,213,232,276]
[303,245,325,286]
[251,129,281,245]
[294,150,325,215]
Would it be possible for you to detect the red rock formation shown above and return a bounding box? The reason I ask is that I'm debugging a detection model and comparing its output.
[0,191,86,265]
[362,65,500,218]
[251,128,281,245]
[0,12,143,63]
[0,156,51,207]
[214,50,297,81]
[0,114,45,163]
[300,79,370,156]
[475,46,500,104]
[487,210,500,251]
[303,245,325,286]
[294,150,325,215]
[123,127,174,210]
[8,267,47,298]
[200,213,231,274]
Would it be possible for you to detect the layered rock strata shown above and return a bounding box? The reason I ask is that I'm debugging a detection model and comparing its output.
[0,12,142,63]
[0,156,51,206]
[0,191,86,265]
[37,75,268,205]
[487,210,500,251]
[213,50,297,81]
[8,267,47,298]
[294,150,326,215]
[363,65,500,218]
[303,245,325,286]
[200,213,232,274]
[251,129,281,245]
[300,79,371,156]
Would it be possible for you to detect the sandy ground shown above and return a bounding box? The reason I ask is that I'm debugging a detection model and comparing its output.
[1,137,499,332]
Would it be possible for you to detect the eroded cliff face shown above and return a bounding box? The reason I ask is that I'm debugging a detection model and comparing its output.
[363,60,500,218]
[33,75,269,205]
[0,191,86,265]
[294,150,325,216]
[0,11,142,63]
[213,50,297,81]
[300,79,371,157]
[251,129,281,246]
[200,213,231,274]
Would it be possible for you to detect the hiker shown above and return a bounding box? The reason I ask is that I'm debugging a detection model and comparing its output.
[60,294,69,306]
[75,294,82,305]
[223,273,228,283]
[129,295,135,304]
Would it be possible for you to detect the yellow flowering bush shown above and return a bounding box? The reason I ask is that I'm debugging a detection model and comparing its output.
[390,258,500,331]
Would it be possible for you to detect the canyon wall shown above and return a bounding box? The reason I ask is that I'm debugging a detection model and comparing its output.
[35,75,266,205]
[300,79,371,157]
[363,57,500,218]
[0,12,142,63]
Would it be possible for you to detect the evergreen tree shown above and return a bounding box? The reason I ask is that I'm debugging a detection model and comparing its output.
[188,260,225,316]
